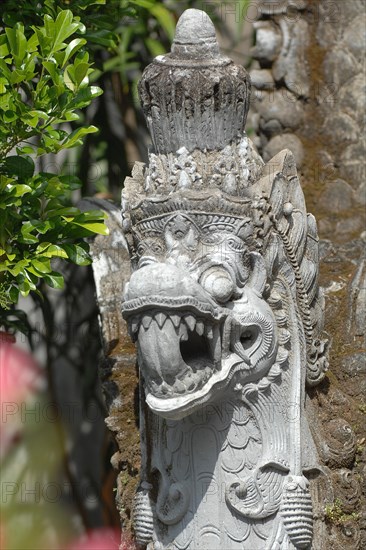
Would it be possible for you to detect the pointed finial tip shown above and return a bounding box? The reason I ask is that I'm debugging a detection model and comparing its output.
[174,9,216,44]
[172,9,220,59]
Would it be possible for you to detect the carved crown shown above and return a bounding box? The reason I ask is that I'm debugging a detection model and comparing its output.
[138,9,251,155]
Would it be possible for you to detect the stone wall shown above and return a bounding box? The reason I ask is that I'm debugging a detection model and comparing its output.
[250,1,365,547]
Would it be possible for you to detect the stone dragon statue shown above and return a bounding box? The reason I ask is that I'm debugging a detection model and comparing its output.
[118,9,328,550]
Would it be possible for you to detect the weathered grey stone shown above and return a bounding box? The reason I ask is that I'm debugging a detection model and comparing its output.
[323,48,359,89]
[258,116,283,138]
[242,2,366,546]
[319,179,354,214]
[340,141,366,189]
[341,352,366,380]
[263,133,304,167]
[256,90,303,132]
[339,74,366,122]
[138,9,250,155]
[343,15,366,63]
[324,112,359,143]
[252,21,282,63]
[272,18,310,97]
[120,9,328,550]
[258,0,308,15]
[249,68,275,90]
[335,217,365,240]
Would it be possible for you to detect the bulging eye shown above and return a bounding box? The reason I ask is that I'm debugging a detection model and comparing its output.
[200,266,235,303]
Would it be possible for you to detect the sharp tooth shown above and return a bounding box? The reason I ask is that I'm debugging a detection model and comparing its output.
[131,317,140,334]
[185,315,196,332]
[205,326,214,340]
[196,321,204,336]
[149,380,159,393]
[141,315,153,329]
[173,379,186,394]
[180,324,188,341]
[208,326,221,368]
[160,383,167,395]
[155,312,167,328]
[171,314,181,328]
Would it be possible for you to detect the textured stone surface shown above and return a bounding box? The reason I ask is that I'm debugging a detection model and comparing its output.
[239,1,366,547]
[318,179,354,214]
[119,9,329,550]
[263,133,304,167]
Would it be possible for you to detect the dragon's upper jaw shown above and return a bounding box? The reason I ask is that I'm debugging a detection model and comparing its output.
[122,263,277,419]
[123,299,254,420]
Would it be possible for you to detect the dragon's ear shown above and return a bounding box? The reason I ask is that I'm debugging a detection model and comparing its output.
[248,252,267,296]
[250,149,328,385]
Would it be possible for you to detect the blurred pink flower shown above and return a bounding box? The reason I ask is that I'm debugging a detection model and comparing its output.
[67,529,135,550]
[0,340,44,458]
[0,341,43,407]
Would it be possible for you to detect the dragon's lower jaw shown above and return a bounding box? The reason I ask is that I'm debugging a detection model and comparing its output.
[135,307,223,409]
[131,309,252,420]
[145,361,244,420]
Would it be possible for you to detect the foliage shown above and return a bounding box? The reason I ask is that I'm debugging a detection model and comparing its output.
[324,498,360,525]
[0,8,108,330]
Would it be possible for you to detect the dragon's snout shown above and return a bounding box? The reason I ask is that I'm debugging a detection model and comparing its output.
[123,263,277,420]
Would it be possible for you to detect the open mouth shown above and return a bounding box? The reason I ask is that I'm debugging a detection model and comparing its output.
[124,301,222,399]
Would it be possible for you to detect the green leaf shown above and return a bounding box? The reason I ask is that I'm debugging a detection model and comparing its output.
[50,10,80,54]
[63,243,91,265]
[43,271,64,289]
[62,37,87,67]
[145,37,166,57]
[3,110,17,123]
[84,29,118,48]
[8,259,29,276]
[13,184,32,197]
[150,4,175,42]
[9,285,19,303]
[74,62,90,86]
[64,64,76,91]
[46,206,79,217]
[16,146,36,155]
[0,36,9,58]
[27,33,39,53]
[2,156,35,182]
[5,23,27,65]
[69,86,103,109]
[18,276,31,297]
[61,125,98,149]
[31,257,52,274]
[131,0,175,41]
[20,221,39,244]
[43,60,59,82]
[72,221,109,235]
[35,243,68,259]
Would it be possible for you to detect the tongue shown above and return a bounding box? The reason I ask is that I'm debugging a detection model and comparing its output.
[138,317,186,385]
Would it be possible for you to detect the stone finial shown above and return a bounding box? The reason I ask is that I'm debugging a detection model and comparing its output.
[138,9,251,154]
[171,8,220,59]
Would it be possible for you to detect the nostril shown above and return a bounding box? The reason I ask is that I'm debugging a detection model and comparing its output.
[200,266,235,303]
[240,327,259,349]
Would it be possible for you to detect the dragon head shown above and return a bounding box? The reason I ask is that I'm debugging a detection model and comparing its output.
[122,206,278,420]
